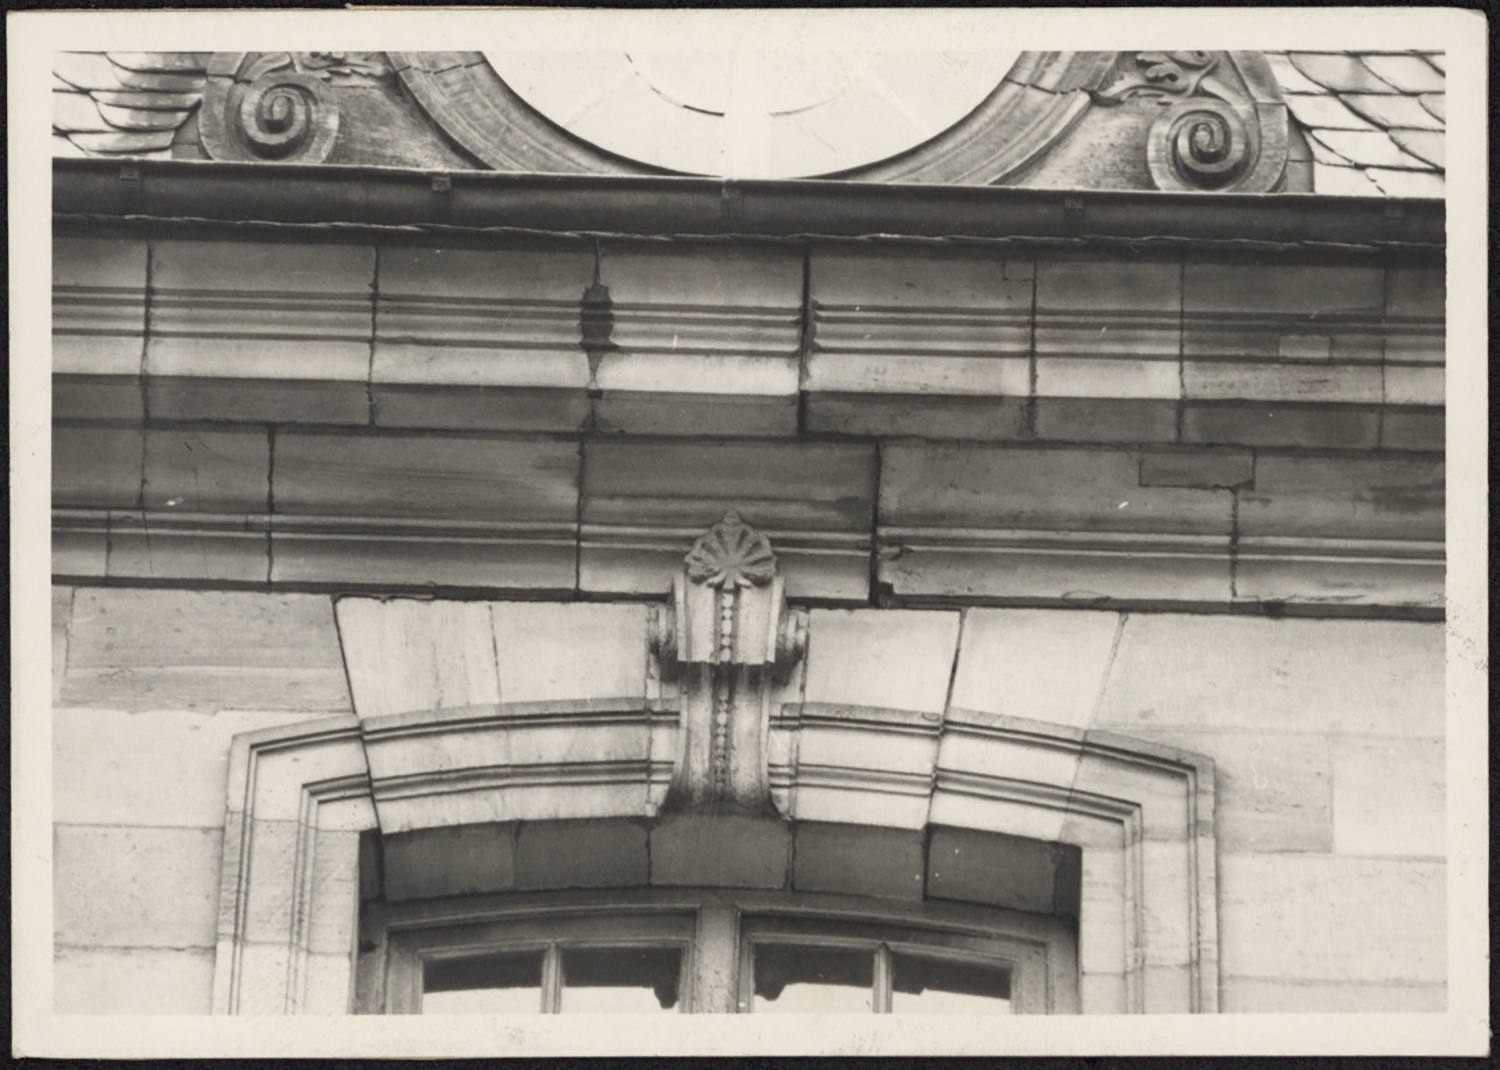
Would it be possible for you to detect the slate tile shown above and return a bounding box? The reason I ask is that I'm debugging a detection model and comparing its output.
[1365,168,1446,198]
[1358,53,1445,94]
[1284,93,1377,131]
[1312,162,1384,196]
[1338,93,1445,132]
[1288,53,1400,94]
[1387,129,1444,168]
[1313,130,1430,170]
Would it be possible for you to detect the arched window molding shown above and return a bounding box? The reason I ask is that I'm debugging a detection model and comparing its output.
[211,701,1216,1014]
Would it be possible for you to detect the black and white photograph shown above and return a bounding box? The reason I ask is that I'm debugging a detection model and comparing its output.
[10,6,1487,1058]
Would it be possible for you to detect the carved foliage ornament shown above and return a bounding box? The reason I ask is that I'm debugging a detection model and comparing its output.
[200,52,392,165]
[652,513,808,815]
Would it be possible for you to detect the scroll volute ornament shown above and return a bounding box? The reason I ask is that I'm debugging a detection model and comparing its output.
[201,52,391,164]
[1090,51,1288,193]
[651,513,808,815]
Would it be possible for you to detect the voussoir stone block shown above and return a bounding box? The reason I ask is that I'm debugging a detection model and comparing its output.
[382,822,517,901]
[926,826,1076,915]
[801,608,960,715]
[335,598,502,719]
[792,822,924,902]
[948,608,1121,730]
[514,819,650,891]
[649,813,790,889]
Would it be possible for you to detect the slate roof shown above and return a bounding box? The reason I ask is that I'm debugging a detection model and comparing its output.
[52,50,1446,196]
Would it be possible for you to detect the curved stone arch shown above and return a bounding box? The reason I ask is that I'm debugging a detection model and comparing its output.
[210,699,1216,1015]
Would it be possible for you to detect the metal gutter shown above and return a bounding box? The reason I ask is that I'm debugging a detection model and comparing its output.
[54,157,1445,251]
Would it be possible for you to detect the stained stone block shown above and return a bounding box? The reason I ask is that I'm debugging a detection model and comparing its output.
[514,819,649,890]
[1385,365,1444,406]
[53,424,142,509]
[1184,362,1383,404]
[926,827,1074,914]
[592,391,798,437]
[146,376,371,425]
[806,394,1030,440]
[1238,454,1444,541]
[53,236,148,378]
[792,822,924,902]
[1036,357,1180,400]
[1182,403,1380,449]
[1139,449,1254,489]
[54,825,222,949]
[649,813,790,889]
[383,823,517,901]
[1380,410,1445,451]
[53,375,145,421]
[373,385,590,433]
[142,428,269,513]
[1033,398,1179,444]
[1183,263,1385,362]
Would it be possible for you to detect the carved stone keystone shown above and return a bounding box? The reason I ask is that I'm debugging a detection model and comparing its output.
[651,512,808,815]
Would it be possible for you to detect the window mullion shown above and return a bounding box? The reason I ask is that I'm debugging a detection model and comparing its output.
[543,942,562,1014]
[874,944,893,1014]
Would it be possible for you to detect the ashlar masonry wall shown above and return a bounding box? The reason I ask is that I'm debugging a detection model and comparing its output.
[52,586,1445,1013]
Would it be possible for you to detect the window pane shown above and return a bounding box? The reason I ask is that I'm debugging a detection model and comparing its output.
[890,951,1012,1014]
[559,946,683,1013]
[422,949,545,1013]
[752,944,874,1014]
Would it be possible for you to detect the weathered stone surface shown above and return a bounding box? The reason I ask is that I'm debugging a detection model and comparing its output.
[1221,978,1446,1013]
[53,424,142,509]
[52,587,72,705]
[1036,357,1180,400]
[1238,454,1443,541]
[1095,615,1444,736]
[881,444,1233,535]
[926,827,1073,914]
[335,598,500,719]
[373,385,590,433]
[1183,263,1385,362]
[1380,410,1444,451]
[53,946,215,1014]
[141,428,269,513]
[382,823,516,901]
[802,609,960,714]
[54,824,222,948]
[1332,735,1445,857]
[59,588,350,713]
[792,822,924,901]
[1383,267,1445,364]
[53,375,145,421]
[1384,365,1444,407]
[514,819,650,890]
[492,602,649,704]
[593,392,797,437]
[806,394,1029,439]
[53,236,148,377]
[649,813,790,889]
[1139,449,1254,489]
[1123,727,1333,853]
[1033,398,1178,444]
[147,377,371,425]
[948,608,1120,730]
[272,432,580,590]
[53,708,320,828]
[1217,854,1445,983]
[1184,362,1383,404]
[1182,403,1381,449]
[1035,260,1181,369]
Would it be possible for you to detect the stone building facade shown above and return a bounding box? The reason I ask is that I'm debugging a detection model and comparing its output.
[50,49,1447,1018]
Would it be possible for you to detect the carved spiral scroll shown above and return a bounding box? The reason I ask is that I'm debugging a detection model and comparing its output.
[201,57,342,165]
[1147,99,1257,192]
